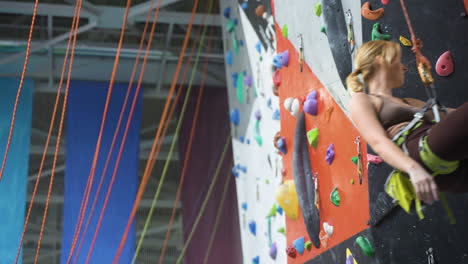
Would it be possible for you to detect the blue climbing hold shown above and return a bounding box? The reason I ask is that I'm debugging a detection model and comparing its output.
[233,18,238,25]
[246,139,250,145]
[241,202,248,211]
[230,108,240,126]
[232,166,239,178]
[273,51,290,68]
[239,39,244,46]
[223,7,231,18]
[238,165,247,173]
[267,98,272,109]
[276,205,283,215]
[252,256,260,264]
[277,138,287,155]
[239,136,245,143]
[226,51,233,66]
[241,2,248,10]
[293,237,305,255]
[255,41,262,53]
[249,220,256,235]
[272,109,280,120]
[231,73,238,87]
[254,109,262,121]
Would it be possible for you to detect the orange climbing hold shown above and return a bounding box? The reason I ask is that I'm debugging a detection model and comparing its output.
[361,2,384,20]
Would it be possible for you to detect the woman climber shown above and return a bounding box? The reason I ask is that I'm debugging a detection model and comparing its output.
[346,40,468,207]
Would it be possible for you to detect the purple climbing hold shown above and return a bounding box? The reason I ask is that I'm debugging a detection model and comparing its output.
[346,256,354,264]
[252,256,260,264]
[277,138,287,155]
[304,99,318,116]
[293,237,305,255]
[280,50,290,67]
[223,7,231,18]
[269,243,278,260]
[255,109,262,121]
[249,220,257,235]
[272,51,290,68]
[326,143,335,165]
[244,75,253,87]
[272,109,280,120]
[307,90,317,100]
[230,108,240,126]
[226,51,233,66]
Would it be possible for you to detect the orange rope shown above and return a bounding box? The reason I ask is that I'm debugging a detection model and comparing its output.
[71,2,159,262]
[34,1,83,262]
[158,23,215,264]
[0,0,40,181]
[13,1,82,263]
[112,0,201,261]
[82,2,167,262]
[65,0,134,262]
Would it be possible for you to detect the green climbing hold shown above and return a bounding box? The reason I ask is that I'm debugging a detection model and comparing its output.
[277,227,286,235]
[330,187,340,206]
[356,236,375,257]
[267,203,277,218]
[320,26,326,34]
[372,23,391,41]
[314,2,322,16]
[282,25,289,38]
[351,156,359,164]
[266,179,270,184]
[227,20,236,33]
[305,241,312,251]
[307,128,319,149]
[232,35,239,54]
[254,120,263,146]
[236,71,244,103]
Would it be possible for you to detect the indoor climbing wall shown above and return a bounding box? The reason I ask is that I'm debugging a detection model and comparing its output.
[219,1,287,264]
[221,0,468,263]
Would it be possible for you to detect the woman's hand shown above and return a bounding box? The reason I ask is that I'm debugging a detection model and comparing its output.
[407,165,439,205]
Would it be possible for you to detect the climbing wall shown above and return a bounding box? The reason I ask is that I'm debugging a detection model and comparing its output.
[221,0,468,263]
[219,1,287,263]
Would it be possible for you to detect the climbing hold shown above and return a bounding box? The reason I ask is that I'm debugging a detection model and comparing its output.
[276,205,284,215]
[267,203,277,218]
[319,230,329,248]
[314,2,322,16]
[293,237,305,255]
[275,180,299,220]
[305,241,312,251]
[232,166,239,178]
[246,139,250,145]
[227,19,236,33]
[265,179,270,184]
[399,36,412,47]
[372,23,391,41]
[351,156,359,164]
[346,248,359,264]
[254,109,262,121]
[255,5,266,17]
[248,220,257,236]
[231,73,238,87]
[282,25,288,38]
[223,7,231,19]
[284,98,300,118]
[367,154,383,164]
[241,2,248,10]
[356,236,375,257]
[325,106,334,122]
[304,91,318,116]
[350,179,355,185]
[436,51,454,77]
[267,98,272,109]
[326,143,335,165]
[286,246,297,258]
[239,136,245,143]
[232,35,239,54]
[237,164,247,173]
[276,137,287,155]
[323,222,334,236]
[241,202,248,211]
[381,0,390,5]
[320,26,326,34]
[237,71,244,103]
[330,187,340,206]
[244,75,253,87]
[239,39,244,46]
[269,243,277,260]
[226,51,233,66]
[361,2,384,20]
[252,256,259,264]
[272,109,280,120]
[230,108,240,126]
[277,227,286,235]
[255,41,262,53]
[307,128,319,149]
[273,51,290,68]
[273,70,281,87]
[281,167,287,176]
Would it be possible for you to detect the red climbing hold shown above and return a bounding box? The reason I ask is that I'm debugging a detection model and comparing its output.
[273,70,281,87]
[286,246,297,258]
[435,51,454,77]
[381,0,390,5]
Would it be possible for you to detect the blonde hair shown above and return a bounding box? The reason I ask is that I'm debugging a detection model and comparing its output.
[346,40,401,94]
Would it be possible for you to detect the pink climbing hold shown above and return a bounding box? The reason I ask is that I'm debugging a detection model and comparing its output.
[381,0,390,5]
[273,70,282,87]
[367,154,383,164]
[435,51,454,77]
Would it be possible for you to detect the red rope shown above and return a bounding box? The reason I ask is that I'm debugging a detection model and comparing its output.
[0,0,40,181]
[112,0,201,262]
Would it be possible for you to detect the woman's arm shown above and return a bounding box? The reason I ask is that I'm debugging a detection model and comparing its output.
[350,93,439,204]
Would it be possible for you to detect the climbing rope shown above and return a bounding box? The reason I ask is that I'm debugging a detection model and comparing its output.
[13,1,83,263]
[0,0,39,181]
[112,0,201,261]
[175,134,232,264]
[202,174,232,264]
[65,0,134,262]
[34,1,84,262]
[132,20,215,263]
[71,1,161,263]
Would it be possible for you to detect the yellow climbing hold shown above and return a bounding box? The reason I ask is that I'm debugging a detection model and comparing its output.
[399,36,412,47]
[275,180,299,220]
[346,248,358,264]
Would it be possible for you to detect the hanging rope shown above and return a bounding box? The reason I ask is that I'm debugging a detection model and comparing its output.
[65,0,134,262]
[132,21,215,263]
[71,1,162,262]
[202,174,232,264]
[34,0,84,262]
[13,1,83,263]
[112,0,202,261]
[0,0,40,181]
[175,134,232,264]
